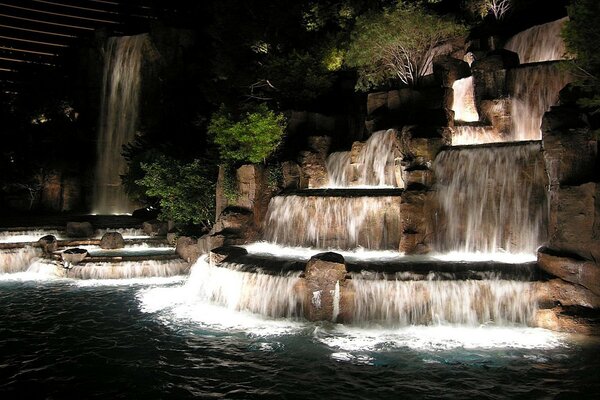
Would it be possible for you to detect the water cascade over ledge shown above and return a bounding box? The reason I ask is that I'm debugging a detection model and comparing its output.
[263,194,401,250]
[452,76,479,122]
[326,129,400,188]
[504,17,569,64]
[92,34,148,215]
[433,142,547,255]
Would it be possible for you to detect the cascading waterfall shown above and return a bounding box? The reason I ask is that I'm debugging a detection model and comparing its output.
[263,195,401,250]
[326,129,399,188]
[508,62,572,140]
[92,34,148,215]
[185,257,304,318]
[24,258,188,279]
[351,275,537,326]
[0,247,41,274]
[451,126,503,146]
[504,17,569,64]
[452,77,479,122]
[433,142,547,255]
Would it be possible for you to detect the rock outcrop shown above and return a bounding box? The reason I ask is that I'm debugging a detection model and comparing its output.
[303,252,348,322]
[100,232,125,249]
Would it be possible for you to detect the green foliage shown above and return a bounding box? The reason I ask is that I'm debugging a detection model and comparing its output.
[563,0,600,110]
[136,156,216,227]
[221,165,239,202]
[346,2,467,90]
[267,163,284,191]
[208,104,287,164]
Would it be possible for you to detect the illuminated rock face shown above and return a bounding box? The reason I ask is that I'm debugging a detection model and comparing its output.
[303,252,347,322]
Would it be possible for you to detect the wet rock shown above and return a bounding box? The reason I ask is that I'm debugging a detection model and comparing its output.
[433,55,471,88]
[537,279,600,309]
[306,136,331,158]
[399,190,432,254]
[62,248,88,265]
[479,99,512,135]
[281,161,302,189]
[299,151,328,188]
[176,236,201,263]
[535,307,600,335]
[538,249,600,296]
[304,252,347,322]
[547,183,600,262]
[100,232,125,249]
[66,222,94,238]
[37,235,57,254]
[209,246,248,265]
[166,231,178,245]
[143,219,168,236]
[367,92,388,116]
[542,106,598,186]
[212,207,253,233]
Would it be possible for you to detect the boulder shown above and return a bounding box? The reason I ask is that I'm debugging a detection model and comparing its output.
[176,236,201,263]
[542,106,598,186]
[62,248,88,265]
[537,279,600,309]
[538,249,600,296]
[535,307,600,335]
[281,161,302,189]
[66,222,94,238]
[212,207,253,233]
[37,235,57,254]
[143,219,168,236]
[367,92,388,116]
[433,55,471,88]
[209,246,248,265]
[99,232,124,249]
[299,151,328,188]
[547,183,600,261]
[303,252,347,322]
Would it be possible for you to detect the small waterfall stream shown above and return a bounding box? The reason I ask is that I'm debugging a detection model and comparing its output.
[452,77,479,122]
[92,34,148,215]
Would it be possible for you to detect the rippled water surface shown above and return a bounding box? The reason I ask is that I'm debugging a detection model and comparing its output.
[1,280,599,399]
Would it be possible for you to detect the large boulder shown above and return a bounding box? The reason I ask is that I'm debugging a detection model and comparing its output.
[303,252,348,322]
[542,105,598,186]
[433,55,471,88]
[62,248,88,265]
[538,249,600,296]
[209,246,248,265]
[547,183,600,261]
[537,279,600,309]
[535,307,600,335]
[143,219,168,236]
[176,236,201,263]
[212,207,253,233]
[100,232,125,249]
[66,222,94,238]
[37,235,57,254]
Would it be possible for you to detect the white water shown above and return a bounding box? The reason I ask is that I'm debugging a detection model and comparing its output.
[452,77,479,122]
[27,258,188,280]
[451,126,503,146]
[92,34,148,215]
[504,17,569,64]
[325,129,399,188]
[0,229,63,243]
[433,142,546,255]
[0,247,41,273]
[263,195,401,250]
[509,63,572,140]
[351,276,537,326]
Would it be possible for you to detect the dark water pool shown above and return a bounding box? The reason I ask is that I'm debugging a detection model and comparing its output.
[1,279,599,399]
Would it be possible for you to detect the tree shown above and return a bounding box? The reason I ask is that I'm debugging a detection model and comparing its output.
[464,0,511,20]
[136,156,216,227]
[346,2,467,90]
[208,104,287,164]
[562,0,600,110]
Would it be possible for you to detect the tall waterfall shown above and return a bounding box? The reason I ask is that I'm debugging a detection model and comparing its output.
[326,129,399,188]
[351,276,537,326]
[263,195,401,250]
[508,62,572,141]
[433,142,547,255]
[92,35,148,215]
[452,77,479,122]
[504,17,569,64]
